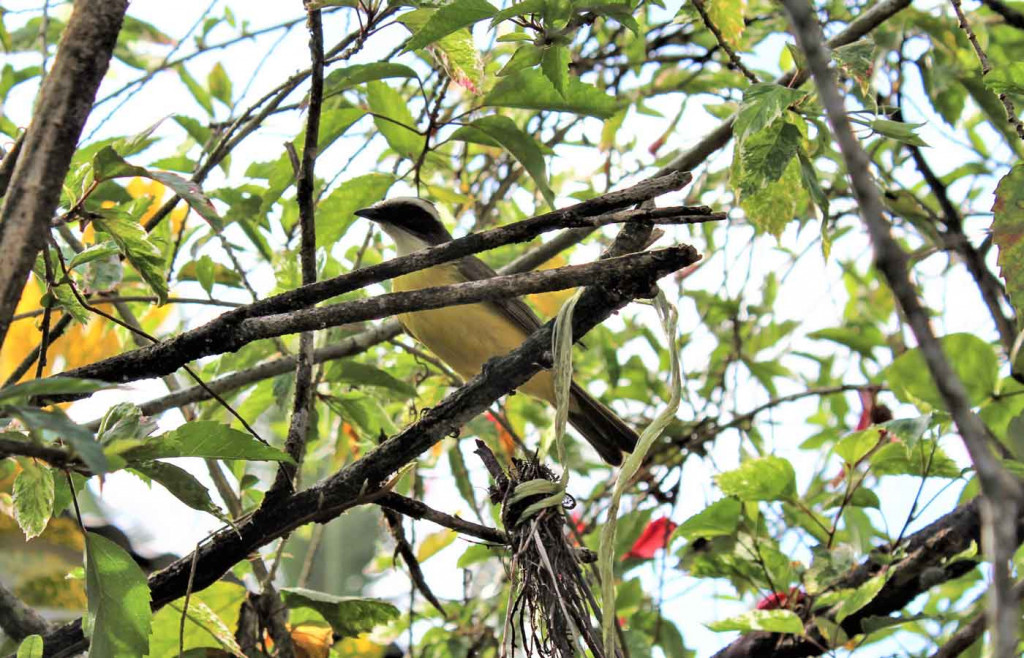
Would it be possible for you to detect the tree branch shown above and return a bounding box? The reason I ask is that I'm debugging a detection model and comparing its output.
[266,0,325,505]
[711,498,1023,658]
[0,581,50,641]
[0,0,127,345]
[782,2,1024,655]
[658,0,912,176]
[45,179,697,396]
[32,236,700,658]
[929,580,1024,658]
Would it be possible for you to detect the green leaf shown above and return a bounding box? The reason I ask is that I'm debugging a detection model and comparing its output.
[984,61,1024,96]
[452,115,555,207]
[317,173,395,247]
[68,242,120,270]
[497,44,544,77]
[491,0,544,25]
[401,9,484,91]
[835,572,888,624]
[797,148,830,234]
[0,377,109,403]
[673,497,741,541]
[484,68,620,119]
[3,406,109,474]
[92,147,222,228]
[706,609,804,634]
[869,439,961,478]
[993,164,1024,318]
[882,415,932,445]
[195,254,215,294]
[328,360,416,396]
[92,145,148,180]
[130,461,226,520]
[808,325,884,359]
[706,0,746,48]
[93,210,169,304]
[366,81,424,159]
[149,582,247,657]
[736,120,801,196]
[123,421,294,463]
[280,588,400,639]
[207,62,232,106]
[13,459,54,539]
[733,83,808,145]
[176,64,213,116]
[582,2,640,35]
[541,45,570,97]
[16,635,43,658]
[868,118,928,147]
[147,171,223,227]
[738,156,803,237]
[83,532,152,658]
[717,456,796,501]
[832,40,876,95]
[457,543,497,567]
[447,441,478,513]
[403,0,496,52]
[835,428,884,465]
[323,62,418,96]
[886,333,998,410]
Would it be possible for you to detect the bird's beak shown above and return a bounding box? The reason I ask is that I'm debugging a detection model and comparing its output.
[354,207,379,220]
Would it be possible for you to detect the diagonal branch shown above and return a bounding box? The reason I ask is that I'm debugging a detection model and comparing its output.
[711,498,1024,658]
[44,179,697,396]
[0,0,128,345]
[30,236,700,658]
[782,2,1024,656]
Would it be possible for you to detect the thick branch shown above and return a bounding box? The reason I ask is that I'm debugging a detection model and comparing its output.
[783,1,1023,655]
[929,581,1024,658]
[47,187,697,396]
[0,0,127,345]
[0,581,49,641]
[979,0,1024,30]
[712,498,1023,658]
[79,208,689,423]
[33,239,700,658]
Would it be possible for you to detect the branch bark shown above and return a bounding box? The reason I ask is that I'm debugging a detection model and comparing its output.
[0,581,49,641]
[32,237,700,658]
[43,177,694,397]
[0,0,127,345]
[712,498,1024,658]
[782,2,1024,655]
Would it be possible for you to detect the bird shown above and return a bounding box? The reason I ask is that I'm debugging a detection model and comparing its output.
[354,197,639,465]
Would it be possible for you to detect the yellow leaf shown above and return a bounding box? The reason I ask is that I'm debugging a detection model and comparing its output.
[416,529,457,562]
[527,254,576,318]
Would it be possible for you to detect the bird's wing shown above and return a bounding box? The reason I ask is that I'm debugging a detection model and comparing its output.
[456,255,543,335]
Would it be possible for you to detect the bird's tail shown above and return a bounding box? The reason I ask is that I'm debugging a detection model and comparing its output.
[567,382,639,466]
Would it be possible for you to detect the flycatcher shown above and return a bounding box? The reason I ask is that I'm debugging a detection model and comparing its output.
[354,197,638,465]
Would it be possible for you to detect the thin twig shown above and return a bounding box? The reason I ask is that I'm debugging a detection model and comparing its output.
[950,0,1024,140]
[692,0,759,84]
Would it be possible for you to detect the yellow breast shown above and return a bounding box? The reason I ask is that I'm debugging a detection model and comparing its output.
[393,264,555,403]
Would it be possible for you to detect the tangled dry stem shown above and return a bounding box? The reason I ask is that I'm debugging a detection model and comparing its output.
[487,457,608,658]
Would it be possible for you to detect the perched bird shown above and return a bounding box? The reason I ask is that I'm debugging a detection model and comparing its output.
[354,197,638,465]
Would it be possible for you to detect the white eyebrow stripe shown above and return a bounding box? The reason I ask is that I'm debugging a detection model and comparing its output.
[375,196,440,220]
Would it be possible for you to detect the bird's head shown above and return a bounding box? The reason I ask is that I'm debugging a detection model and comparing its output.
[354,197,453,255]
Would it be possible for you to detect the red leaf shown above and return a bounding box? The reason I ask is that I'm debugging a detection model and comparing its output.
[756,587,806,610]
[624,517,677,559]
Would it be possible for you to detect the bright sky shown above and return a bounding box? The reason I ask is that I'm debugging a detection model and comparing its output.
[3,0,1013,655]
